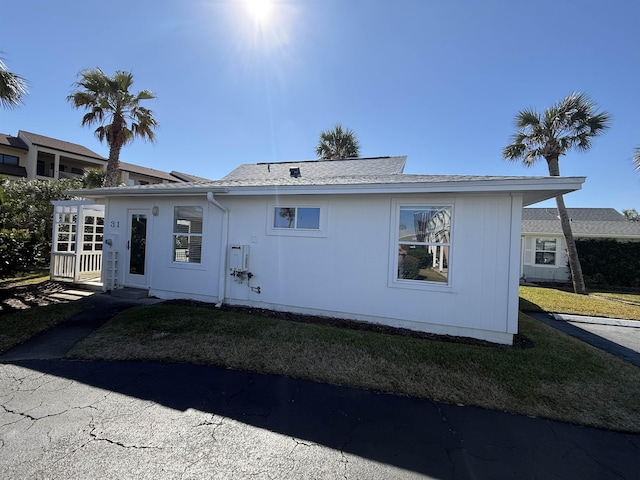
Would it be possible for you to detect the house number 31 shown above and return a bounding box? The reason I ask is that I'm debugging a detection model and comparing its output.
[110,221,120,228]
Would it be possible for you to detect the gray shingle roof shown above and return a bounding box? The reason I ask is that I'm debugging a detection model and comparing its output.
[170,171,214,183]
[0,133,28,150]
[119,162,179,182]
[222,156,407,181]
[19,131,105,161]
[522,208,640,238]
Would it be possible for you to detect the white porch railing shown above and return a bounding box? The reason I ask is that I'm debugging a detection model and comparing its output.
[50,252,76,280]
[50,251,103,282]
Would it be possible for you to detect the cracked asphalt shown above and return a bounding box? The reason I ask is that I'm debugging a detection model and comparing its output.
[1,359,639,479]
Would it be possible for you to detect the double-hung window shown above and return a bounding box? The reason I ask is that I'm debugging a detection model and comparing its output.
[396,205,452,285]
[534,238,557,265]
[173,206,203,263]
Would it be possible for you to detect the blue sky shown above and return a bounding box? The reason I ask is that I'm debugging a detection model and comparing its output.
[2,0,639,211]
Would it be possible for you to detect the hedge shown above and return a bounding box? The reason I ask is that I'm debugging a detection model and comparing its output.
[0,229,45,279]
[576,238,640,289]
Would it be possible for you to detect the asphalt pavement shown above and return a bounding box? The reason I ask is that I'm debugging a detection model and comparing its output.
[0,291,639,478]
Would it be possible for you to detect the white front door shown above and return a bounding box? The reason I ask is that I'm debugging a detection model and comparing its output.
[124,209,150,287]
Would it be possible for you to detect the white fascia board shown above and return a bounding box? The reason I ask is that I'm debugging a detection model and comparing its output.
[220,176,585,197]
[68,176,584,200]
[65,186,230,199]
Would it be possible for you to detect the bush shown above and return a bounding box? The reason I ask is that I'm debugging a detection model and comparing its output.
[0,229,45,278]
[403,255,420,279]
[576,239,640,289]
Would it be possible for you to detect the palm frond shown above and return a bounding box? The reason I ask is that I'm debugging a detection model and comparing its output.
[68,68,158,186]
[0,55,28,108]
[504,91,610,169]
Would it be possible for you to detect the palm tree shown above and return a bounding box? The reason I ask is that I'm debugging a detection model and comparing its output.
[82,167,107,189]
[315,124,360,160]
[0,53,28,108]
[503,92,610,295]
[633,149,640,171]
[623,209,639,222]
[68,68,158,187]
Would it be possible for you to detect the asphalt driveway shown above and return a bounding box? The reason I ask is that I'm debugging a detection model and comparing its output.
[1,358,639,479]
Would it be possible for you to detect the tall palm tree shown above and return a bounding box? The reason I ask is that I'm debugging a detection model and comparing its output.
[503,92,610,294]
[633,148,640,171]
[68,68,158,187]
[315,124,360,160]
[0,53,28,108]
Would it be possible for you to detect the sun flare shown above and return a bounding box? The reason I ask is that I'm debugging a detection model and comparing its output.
[243,0,273,24]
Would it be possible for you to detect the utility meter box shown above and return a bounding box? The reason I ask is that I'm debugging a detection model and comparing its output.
[229,244,250,272]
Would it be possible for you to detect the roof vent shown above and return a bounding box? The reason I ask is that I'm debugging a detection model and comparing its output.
[289,167,301,178]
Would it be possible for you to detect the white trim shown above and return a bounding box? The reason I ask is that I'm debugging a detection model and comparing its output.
[266,201,328,237]
[388,198,454,290]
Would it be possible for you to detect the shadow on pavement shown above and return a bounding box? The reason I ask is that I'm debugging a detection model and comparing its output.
[7,358,640,479]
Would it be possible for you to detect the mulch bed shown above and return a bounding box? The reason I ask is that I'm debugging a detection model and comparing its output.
[165,299,534,349]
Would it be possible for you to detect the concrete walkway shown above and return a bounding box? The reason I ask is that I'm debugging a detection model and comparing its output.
[528,311,640,367]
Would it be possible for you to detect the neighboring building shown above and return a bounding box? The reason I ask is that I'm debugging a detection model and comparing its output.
[62,156,584,345]
[521,208,640,282]
[0,130,207,185]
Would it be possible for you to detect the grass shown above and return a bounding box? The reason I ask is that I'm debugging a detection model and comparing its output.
[0,273,86,353]
[0,269,50,287]
[0,302,85,353]
[69,301,640,432]
[519,285,640,320]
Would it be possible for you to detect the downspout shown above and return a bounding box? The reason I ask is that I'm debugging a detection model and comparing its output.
[207,192,229,307]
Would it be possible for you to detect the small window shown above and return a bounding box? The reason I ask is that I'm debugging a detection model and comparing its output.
[173,206,203,263]
[273,207,320,230]
[395,205,452,285]
[535,238,557,265]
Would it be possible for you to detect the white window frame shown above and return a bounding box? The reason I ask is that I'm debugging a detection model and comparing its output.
[533,237,558,267]
[266,202,327,237]
[172,205,204,265]
[389,199,454,290]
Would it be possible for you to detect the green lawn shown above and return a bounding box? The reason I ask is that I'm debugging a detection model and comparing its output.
[69,300,640,432]
[519,285,640,320]
[3,280,640,432]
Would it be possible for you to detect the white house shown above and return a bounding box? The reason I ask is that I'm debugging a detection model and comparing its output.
[521,208,640,282]
[64,156,584,345]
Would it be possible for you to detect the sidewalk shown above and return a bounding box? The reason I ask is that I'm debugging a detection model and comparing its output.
[528,311,640,367]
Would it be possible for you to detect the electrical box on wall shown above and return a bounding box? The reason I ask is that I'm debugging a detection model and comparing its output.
[229,244,250,272]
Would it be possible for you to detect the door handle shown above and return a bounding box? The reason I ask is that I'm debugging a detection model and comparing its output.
[127,240,130,250]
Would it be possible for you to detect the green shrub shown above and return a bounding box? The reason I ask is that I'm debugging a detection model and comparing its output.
[403,255,420,279]
[576,239,640,289]
[0,229,45,278]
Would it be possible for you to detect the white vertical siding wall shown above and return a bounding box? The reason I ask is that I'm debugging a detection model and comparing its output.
[223,193,520,344]
[103,192,522,344]
[104,196,223,301]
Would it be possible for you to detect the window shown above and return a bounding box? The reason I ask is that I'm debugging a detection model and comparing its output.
[0,154,19,166]
[173,206,203,263]
[534,238,557,265]
[273,207,320,230]
[267,204,326,237]
[396,205,451,284]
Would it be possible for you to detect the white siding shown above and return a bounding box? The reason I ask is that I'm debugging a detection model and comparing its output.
[103,192,523,344]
